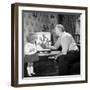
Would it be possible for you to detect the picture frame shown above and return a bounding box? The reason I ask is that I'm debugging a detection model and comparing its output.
[11,3,88,87]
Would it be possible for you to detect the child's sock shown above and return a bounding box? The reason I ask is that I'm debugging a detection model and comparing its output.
[30,66,35,74]
[27,66,35,76]
[27,66,32,76]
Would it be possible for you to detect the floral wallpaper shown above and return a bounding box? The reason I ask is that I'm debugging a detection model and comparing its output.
[23,11,58,44]
[23,11,80,44]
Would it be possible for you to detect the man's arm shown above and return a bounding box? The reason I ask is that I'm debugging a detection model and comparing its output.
[61,36,70,55]
[54,36,70,59]
[46,37,61,50]
[46,45,57,50]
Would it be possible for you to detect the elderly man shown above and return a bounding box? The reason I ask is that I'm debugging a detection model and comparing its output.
[45,24,79,75]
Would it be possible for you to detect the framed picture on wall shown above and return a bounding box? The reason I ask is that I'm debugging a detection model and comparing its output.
[11,3,88,87]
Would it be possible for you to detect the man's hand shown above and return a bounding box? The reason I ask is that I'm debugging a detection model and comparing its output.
[55,53,62,60]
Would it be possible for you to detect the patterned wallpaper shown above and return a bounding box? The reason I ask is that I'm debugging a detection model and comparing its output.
[23,11,80,44]
[23,11,58,44]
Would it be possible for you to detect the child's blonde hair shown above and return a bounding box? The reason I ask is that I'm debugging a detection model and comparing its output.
[26,32,37,43]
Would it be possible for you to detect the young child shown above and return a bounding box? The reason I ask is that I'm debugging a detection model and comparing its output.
[24,33,39,76]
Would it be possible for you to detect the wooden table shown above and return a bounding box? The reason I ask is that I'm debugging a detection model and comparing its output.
[38,51,60,57]
[34,51,60,76]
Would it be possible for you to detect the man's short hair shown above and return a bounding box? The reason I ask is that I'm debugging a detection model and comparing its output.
[56,24,65,32]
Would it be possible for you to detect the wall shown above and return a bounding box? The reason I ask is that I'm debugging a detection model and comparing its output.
[0,0,89,90]
[23,11,57,33]
[23,11,80,44]
[23,11,58,44]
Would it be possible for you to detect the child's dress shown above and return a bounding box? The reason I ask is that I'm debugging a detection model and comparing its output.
[24,43,39,63]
